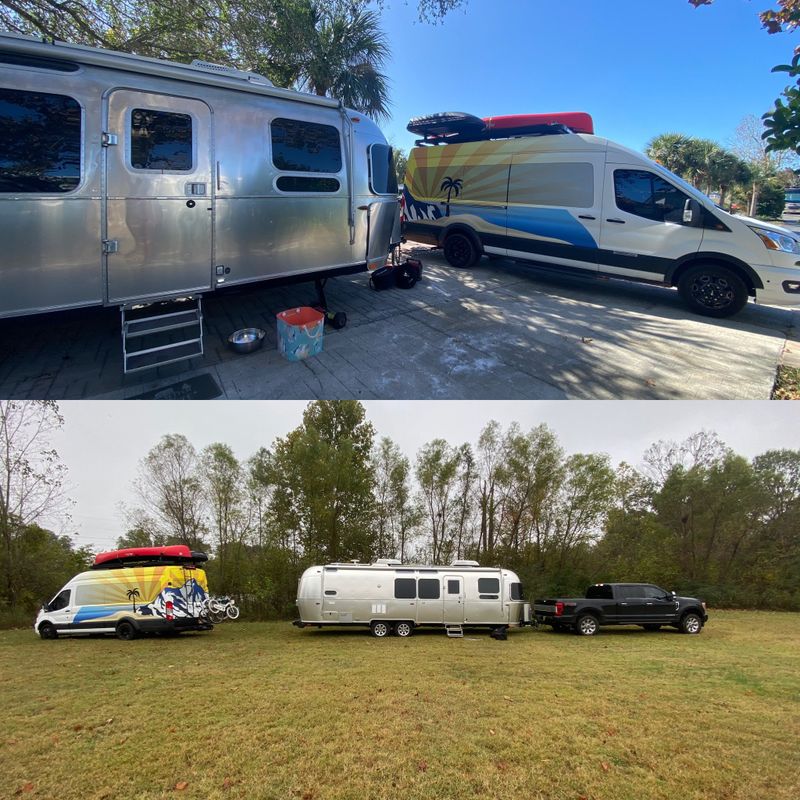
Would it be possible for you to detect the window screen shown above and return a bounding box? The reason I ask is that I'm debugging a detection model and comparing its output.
[418,578,440,599]
[131,109,193,171]
[271,118,342,173]
[276,176,340,193]
[370,144,398,194]
[508,162,594,208]
[614,169,690,223]
[394,578,416,599]
[0,88,81,192]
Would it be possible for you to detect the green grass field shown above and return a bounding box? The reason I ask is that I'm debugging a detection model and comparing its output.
[1,611,798,800]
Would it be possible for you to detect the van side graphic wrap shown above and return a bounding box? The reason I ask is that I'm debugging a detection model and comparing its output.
[138,578,207,618]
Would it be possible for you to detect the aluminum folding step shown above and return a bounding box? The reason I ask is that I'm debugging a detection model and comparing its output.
[445,624,464,638]
[122,296,204,374]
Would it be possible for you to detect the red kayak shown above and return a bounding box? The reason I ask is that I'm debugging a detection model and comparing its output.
[483,112,594,135]
[93,545,206,568]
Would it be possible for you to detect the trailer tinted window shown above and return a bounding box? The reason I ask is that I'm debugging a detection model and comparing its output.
[271,118,342,173]
[418,578,440,599]
[509,162,594,208]
[0,88,81,193]
[510,582,524,600]
[276,176,340,193]
[370,144,399,195]
[394,578,416,599]
[478,577,499,599]
[614,170,690,224]
[131,109,193,171]
[447,580,460,594]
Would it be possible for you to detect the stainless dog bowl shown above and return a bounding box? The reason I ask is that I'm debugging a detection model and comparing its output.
[228,327,266,354]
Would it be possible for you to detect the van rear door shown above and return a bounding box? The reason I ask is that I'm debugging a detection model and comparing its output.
[504,154,604,273]
[599,166,703,281]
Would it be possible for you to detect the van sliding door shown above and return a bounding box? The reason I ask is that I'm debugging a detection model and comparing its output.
[104,90,213,303]
[505,154,604,274]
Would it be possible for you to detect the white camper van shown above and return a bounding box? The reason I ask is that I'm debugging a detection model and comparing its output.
[403,112,800,318]
[0,32,401,371]
[295,560,531,638]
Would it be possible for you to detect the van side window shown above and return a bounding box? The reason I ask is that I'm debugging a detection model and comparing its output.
[131,109,193,171]
[49,589,71,611]
[0,88,81,193]
[271,118,342,173]
[394,578,416,599]
[478,577,500,599]
[369,144,399,195]
[509,162,594,208]
[614,170,690,224]
[418,578,440,599]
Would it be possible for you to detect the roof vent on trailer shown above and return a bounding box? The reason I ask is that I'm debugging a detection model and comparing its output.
[189,59,273,86]
[374,558,402,566]
[450,559,480,567]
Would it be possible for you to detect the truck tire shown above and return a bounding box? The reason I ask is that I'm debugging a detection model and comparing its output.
[39,622,57,640]
[116,620,138,641]
[443,232,480,268]
[370,621,391,638]
[575,614,599,636]
[394,621,414,638]
[642,624,662,631]
[677,263,748,318]
[680,613,703,634]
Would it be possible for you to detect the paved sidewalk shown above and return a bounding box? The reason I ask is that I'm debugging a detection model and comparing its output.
[0,245,795,399]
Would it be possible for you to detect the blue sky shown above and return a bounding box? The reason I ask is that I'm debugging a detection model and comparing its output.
[373,0,797,156]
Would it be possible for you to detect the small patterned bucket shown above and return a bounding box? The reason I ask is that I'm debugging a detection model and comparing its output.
[276,306,325,361]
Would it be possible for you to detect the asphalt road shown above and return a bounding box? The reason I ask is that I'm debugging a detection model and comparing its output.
[0,244,795,399]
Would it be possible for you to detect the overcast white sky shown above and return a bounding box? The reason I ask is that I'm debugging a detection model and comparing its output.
[50,400,800,551]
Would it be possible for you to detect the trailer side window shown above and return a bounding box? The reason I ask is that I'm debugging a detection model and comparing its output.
[447,580,460,595]
[131,109,193,171]
[0,88,81,193]
[271,118,342,173]
[510,582,524,600]
[418,578,440,599]
[276,176,340,193]
[614,170,691,224]
[369,144,399,195]
[394,578,416,599]
[478,577,500,599]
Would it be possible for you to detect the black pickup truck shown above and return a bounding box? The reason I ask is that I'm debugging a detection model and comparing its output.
[533,583,708,636]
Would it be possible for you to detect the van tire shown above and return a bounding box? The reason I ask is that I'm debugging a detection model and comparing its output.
[394,621,414,637]
[370,621,391,638]
[677,263,748,317]
[39,622,57,640]
[443,232,480,268]
[116,620,138,641]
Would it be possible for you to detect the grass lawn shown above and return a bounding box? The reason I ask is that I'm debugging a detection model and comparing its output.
[1,611,798,800]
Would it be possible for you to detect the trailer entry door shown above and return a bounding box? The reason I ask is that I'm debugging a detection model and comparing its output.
[104,90,213,303]
[443,575,464,624]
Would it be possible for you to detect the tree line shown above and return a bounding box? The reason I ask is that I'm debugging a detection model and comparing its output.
[3,401,797,627]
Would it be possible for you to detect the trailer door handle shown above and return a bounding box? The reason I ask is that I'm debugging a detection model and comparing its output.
[606,218,626,224]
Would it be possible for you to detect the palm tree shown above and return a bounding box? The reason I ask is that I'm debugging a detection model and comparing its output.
[440,176,463,216]
[290,1,391,121]
[646,133,694,178]
[126,588,141,611]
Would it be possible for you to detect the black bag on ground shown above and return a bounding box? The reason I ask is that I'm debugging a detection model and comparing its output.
[395,258,423,289]
[369,266,395,291]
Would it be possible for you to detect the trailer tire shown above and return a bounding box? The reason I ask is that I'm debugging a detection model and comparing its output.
[443,231,480,269]
[680,613,703,635]
[394,621,414,638]
[116,620,138,641]
[39,622,57,640]
[370,621,391,638]
[575,614,599,636]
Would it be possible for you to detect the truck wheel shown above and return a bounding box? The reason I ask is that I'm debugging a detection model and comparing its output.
[677,264,748,318]
[680,613,703,634]
[394,621,414,638]
[642,624,662,631]
[443,232,480,269]
[116,621,138,641]
[370,621,391,638]
[39,622,57,640]
[575,614,599,636]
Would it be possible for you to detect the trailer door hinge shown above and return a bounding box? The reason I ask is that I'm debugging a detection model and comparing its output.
[102,239,119,254]
[102,132,118,147]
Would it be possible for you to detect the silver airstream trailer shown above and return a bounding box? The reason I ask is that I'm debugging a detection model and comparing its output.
[294,560,531,637]
[0,32,401,371]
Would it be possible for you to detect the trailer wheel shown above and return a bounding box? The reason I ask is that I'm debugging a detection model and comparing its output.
[394,621,414,638]
[575,614,599,636]
[370,621,391,638]
[39,622,57,640]
[116,620,138,641]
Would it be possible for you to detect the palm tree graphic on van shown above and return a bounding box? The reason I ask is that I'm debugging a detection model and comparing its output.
[126,588,141,611]
[440,176,463,217]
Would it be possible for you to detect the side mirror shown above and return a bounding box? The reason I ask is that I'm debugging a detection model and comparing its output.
[683,198,702,226]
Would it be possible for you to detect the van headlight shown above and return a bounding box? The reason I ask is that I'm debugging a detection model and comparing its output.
[750,226,800,254]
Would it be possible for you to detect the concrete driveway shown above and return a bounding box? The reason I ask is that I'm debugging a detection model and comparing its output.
[0,244,795,399]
